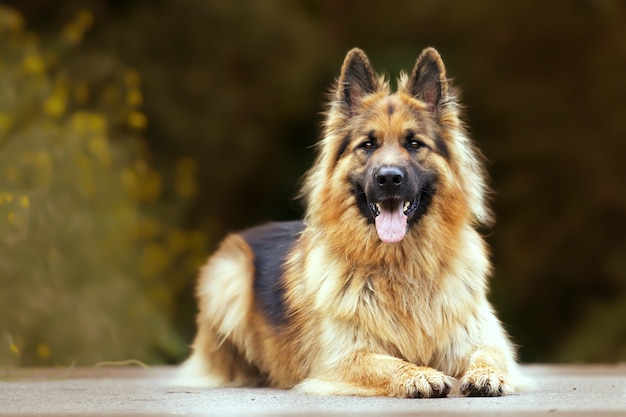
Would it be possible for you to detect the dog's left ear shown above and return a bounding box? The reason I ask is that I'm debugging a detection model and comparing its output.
[406,47,449,116]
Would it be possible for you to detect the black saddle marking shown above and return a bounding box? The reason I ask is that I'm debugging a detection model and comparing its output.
[240,220,305,327]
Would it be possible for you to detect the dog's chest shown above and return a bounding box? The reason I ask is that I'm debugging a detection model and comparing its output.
[333,273,449,362]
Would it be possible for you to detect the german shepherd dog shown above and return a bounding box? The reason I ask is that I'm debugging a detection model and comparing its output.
[179,47,526,397]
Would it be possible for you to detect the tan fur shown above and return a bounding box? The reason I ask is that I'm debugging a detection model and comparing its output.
[179,47,529,397]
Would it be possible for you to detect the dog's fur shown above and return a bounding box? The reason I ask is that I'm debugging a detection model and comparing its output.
[179,47,526,397]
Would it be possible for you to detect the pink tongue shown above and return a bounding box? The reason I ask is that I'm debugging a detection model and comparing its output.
[374,203,408,243]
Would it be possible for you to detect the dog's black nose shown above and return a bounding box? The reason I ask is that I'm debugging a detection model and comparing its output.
[375,166,404,190]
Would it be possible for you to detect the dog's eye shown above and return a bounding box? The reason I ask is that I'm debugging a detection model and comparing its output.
[405,131,426,151]
[407,139,425,150]
[360,140,376,151]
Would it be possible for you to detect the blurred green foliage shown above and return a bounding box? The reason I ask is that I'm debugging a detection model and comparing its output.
[0,6,205,365]
[1,0,625,364]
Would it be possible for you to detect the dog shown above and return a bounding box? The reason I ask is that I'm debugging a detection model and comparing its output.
[179,47,526,398]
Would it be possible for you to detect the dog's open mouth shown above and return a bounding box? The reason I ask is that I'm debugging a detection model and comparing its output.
[368,196,420,243]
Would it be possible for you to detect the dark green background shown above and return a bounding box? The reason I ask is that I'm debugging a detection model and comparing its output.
[3,0,625,364]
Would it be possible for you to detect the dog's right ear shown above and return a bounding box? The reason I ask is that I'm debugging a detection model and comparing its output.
[336,48,378,117]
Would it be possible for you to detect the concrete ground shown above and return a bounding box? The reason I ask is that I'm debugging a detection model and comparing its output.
[0,365,625,416]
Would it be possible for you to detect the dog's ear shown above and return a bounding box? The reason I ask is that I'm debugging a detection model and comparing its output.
[337,48,378,117]
[406,47,449,116]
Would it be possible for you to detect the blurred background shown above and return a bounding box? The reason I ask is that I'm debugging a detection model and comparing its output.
[0,0,624,367]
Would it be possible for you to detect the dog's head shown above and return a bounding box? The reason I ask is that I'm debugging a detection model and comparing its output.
[341,48,451,243]
[303,48,491,245]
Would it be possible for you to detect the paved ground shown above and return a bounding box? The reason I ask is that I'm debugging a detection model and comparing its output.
[0,365,625,416]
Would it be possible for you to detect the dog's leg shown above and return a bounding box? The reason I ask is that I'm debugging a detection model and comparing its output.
[458,347,509,396]
[455,305,530,396]
[297,351,454,398]
[177,234,261,387]
[177,323,261,387]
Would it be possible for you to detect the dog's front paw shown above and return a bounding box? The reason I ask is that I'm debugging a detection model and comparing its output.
[459,367,505,397]
[394,366,453,398]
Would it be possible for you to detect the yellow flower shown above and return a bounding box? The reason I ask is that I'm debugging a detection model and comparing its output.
[127,89,143,107]
[22,54,46,74]
[127,111,148,130]
[0,193,14,204]
[36,343,51,359]
[72,111,91,133]
[61,10,93,45]
[43,91,67,118]
[88,115,107,132]
[9,343,20,355]
[20,195,29,208]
